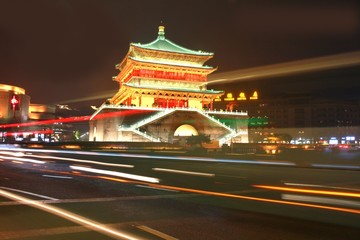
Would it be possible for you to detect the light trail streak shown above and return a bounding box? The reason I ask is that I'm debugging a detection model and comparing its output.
[0,155,46,164]
[0,147,295,167]
[282,194,360,208]
[152,168,215,177]
[30,154,134,168]
[101,177,360,215]
[136,184,179,192]
[57,90,115,104]
[0,109,149,129]
[253,185,360,198]
[70,165,160,183]
[311,163,360,170]
[0,116,90,129]
[0,189,140,240]
[207,50,360,85]
[0,187,58,200]
[136,225,178,240]
[284,182,360,192]
[42,175,73,179]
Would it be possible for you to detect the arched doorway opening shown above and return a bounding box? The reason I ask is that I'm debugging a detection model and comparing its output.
[173,124,198,145]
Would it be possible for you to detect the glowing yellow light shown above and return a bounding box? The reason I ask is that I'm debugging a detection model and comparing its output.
[224,93,234,101]
[237,92,247,100]
[250,91,258,100]
[0,84,25,94]
[214,96,222,102]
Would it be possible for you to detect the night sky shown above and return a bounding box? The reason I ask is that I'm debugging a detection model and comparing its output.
[1,0,359,106]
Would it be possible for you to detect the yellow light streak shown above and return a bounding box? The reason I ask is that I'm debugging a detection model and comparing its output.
[207,50,360,85]
[101,177,360,215]
[0,189,140,240]
[253,185,360,198]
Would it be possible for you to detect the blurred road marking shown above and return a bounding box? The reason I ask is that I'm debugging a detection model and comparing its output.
[152,168,215,177]
[137,225,178,240]
[136,184,179,192]
[0,187,58,200]
[282,194,360,208]
[42,175,73,179]
[253,185,360,198]
[0,189,140,240]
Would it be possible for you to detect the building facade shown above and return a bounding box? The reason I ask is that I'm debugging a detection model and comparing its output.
[90,26,249,145]
[214,92,360,144]
[0,84,30,123]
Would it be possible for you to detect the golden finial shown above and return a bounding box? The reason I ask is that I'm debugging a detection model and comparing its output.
[158,23,165,39]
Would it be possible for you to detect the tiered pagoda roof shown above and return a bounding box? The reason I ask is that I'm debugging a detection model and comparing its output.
[110,25,223,107]
[115,26,215,73]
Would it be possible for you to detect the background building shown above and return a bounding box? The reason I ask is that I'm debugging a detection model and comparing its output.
[214,91,360,144]
[0,84,30,123]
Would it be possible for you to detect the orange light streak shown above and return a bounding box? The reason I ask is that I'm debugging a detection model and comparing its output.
[254,185,360,198]
[101,177,360,215]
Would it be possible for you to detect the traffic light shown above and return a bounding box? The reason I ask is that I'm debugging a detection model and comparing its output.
[10,95,20,111]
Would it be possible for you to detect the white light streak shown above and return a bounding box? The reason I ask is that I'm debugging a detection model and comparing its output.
[282,194,360,208]
[136,185,178,192]
[70,165,160,183]
[152,168,215,177]
[284,182,360,192]
[311,163,360,170]
[0,147,295,166]
[136,225,178,240]
[31,154,134,168]
[0,155,45,164]
[42,175,73,179]
[0,187,58,200]
[0,189,140,240]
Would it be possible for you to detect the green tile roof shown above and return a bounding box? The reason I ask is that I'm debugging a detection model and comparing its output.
[132,26,213,56]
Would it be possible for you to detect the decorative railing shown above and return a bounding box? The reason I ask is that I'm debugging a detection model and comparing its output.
[131,129,161,142]
[127,108,176,130]
[91,104,247,120]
